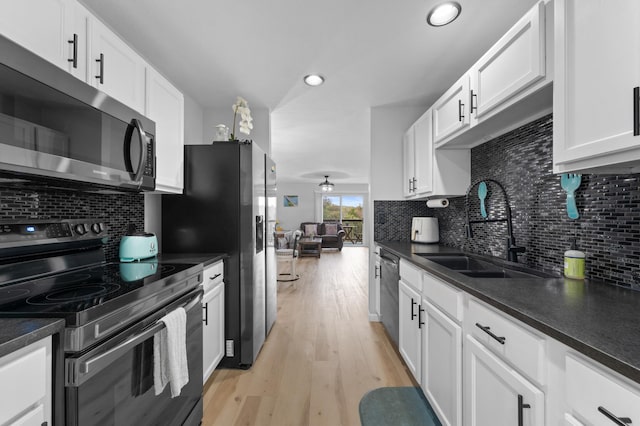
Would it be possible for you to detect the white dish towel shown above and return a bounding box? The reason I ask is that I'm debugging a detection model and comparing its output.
[153,307,189,397]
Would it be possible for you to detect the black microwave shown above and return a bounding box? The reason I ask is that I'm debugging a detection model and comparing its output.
[0,35,155,192]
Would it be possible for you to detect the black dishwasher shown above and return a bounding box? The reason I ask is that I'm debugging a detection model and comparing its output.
[379,248,400,348]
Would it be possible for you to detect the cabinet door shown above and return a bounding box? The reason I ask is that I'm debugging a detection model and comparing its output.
[566,354,640,426]
[422,300,462,426]
[12,404,46,426]
[413,109,433,196]
[403,126,415,197]
[0,0,86,79]
[0,337,51,425]
[464,336,544,426]
[202,281,225,384]
[373,257,381,315]
[554,0,640,171]
[398,280,422,383]
[470,1,545,121]
[433,74,470,145]
[563,414,584,426]
[146,67,184,193]
[90,18,146,112]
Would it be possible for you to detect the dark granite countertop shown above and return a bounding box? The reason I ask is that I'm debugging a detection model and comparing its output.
[0,318,64,358]
[157,253,227,267]
[376,241,640,385]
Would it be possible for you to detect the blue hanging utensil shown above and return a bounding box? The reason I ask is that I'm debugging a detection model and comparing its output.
[560,173,581,219]
[478,181,488,218]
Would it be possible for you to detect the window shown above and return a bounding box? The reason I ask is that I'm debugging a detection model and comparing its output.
[322,195,364,244]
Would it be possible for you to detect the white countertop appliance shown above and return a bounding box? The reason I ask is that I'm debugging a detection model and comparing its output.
[411,217,439,243]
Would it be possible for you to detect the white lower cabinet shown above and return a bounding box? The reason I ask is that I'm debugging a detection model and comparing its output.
[422,299,462,426]
[202,261,225,384]
[464,335,545,426]
[565,354,640,425]
[398,279,422,383]
[390,260,640,426]
[563,413,584,426]
[0,336,52,426]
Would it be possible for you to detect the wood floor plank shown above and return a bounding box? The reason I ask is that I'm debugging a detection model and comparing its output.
[202,247,414,425]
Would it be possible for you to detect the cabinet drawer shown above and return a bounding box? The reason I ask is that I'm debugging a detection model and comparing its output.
[0,338,50,425]
[422,272,463,322]
[467,298,545,384]
[566,354,640,425]
[400,260,422,293]
[203,261,224,293]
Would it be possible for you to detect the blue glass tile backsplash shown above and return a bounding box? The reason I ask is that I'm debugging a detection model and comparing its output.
[375,114,640,289]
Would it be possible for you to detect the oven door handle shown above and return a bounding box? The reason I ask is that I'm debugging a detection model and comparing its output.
[66,291,202,387]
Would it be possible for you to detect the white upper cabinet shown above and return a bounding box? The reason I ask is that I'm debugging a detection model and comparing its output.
[403,126,416,197]
[404,109,434,198]
[413,109,434,195]
[434,0,553,149]
[403,109,470,199]
[0,0,89,81]
[89,17,147,113]
[553,0,640,173]
[433,74,470,145]
[146,67,184,193]
[470,1,546,122]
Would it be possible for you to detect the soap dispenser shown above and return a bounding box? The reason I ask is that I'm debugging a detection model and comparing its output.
[564,239,585,280]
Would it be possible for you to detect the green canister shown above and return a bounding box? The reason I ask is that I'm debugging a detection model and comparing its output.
[564,239,585,280]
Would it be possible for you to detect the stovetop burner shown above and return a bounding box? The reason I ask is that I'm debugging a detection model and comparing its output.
[0,260,198,324]
[27,283,122,304]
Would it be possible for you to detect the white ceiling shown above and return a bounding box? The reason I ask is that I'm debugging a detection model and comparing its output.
[80,0,539,184]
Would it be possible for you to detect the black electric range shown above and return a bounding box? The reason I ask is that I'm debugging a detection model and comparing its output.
[0,218,205,426]
[0,219,202,352]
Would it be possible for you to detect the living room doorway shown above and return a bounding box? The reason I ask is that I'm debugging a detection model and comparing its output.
[322,194,364,245]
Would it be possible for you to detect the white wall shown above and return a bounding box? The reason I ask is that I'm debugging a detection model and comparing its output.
[367,105,425,320]
[370,106,426,201]
[203,106,271,155]
[184,94,204,145]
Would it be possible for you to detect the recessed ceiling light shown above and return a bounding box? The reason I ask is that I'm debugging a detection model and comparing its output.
[426,2,462,27]
[304,74,325,86]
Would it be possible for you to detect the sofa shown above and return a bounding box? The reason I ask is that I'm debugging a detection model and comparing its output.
[299,222,346,251]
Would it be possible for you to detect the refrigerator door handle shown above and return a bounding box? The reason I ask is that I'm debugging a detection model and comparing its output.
[256,215,265,253]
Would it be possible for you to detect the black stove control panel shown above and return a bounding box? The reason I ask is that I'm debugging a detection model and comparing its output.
[0,219,107,246]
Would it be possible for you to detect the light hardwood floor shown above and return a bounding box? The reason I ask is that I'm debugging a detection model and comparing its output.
[202,247,415,426]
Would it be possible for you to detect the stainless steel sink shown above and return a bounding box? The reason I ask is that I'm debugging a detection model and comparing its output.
[459,270,541,279]
[415,253,553,279]
[415,254,495,271]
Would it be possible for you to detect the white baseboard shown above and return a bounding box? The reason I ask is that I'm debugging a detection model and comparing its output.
[368,313,381,322]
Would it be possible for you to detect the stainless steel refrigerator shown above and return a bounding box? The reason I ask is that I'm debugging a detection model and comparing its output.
[162,141,276,368]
